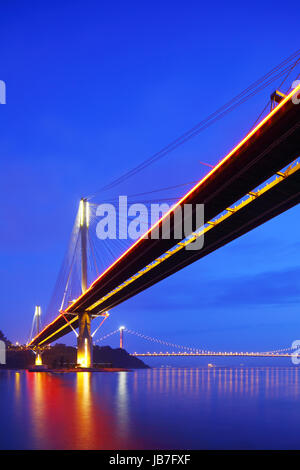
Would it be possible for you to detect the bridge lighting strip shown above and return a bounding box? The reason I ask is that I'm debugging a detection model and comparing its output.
[62,83,300,312]
[30,309,110,347]
[131,353,293,357]
[29,83,300,346]
[85,161,300,313]
[30,160,299,347]
[31,315,79,347]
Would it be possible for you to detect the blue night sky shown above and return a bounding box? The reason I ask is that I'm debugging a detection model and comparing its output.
[0,0,299,361]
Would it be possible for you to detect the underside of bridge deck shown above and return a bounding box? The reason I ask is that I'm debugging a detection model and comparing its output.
[29,86,300,348]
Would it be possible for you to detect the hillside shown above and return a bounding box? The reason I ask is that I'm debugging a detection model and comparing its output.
[2,342,149,369]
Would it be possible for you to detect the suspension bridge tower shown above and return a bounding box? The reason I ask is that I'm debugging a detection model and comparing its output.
[77,198,93,368]
[119,326,125,349]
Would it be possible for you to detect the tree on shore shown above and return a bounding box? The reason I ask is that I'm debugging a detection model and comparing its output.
[0,330,11,346]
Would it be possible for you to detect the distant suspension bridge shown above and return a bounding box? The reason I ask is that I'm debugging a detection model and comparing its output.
[94,327,298,358]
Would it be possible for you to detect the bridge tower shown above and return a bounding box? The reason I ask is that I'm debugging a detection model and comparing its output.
[34,306,43,366]
[77,198,93,368]
[119,326,125,349]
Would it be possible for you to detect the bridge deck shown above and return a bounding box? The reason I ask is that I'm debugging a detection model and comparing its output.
[29,86,300,347]
[131,353,294,357]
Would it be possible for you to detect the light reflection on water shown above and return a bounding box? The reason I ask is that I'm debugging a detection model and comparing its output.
[1,367,300,449]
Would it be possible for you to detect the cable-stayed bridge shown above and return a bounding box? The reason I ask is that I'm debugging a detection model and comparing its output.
[26,55,300,368]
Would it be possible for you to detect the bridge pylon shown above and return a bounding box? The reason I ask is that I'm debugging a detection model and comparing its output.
[77,312,93,367]
[33,306,44,366]
[77,198,93,368]
[35,350,43,366]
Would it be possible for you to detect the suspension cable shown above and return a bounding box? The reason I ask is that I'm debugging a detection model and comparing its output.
[94,329,120,344]
[100,327,299,355]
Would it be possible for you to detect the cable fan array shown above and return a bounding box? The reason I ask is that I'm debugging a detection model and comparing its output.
[40,50,300,334]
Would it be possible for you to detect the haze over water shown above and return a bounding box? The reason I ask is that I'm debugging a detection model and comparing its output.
[1,367,300,450]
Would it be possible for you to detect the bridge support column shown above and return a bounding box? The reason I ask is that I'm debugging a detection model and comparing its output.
[77,312,93,368]
[35,348,43,366]
[34,306,43,366]
[77,198,93,368]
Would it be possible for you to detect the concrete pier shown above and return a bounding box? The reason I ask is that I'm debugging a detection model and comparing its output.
[77,312,93,367]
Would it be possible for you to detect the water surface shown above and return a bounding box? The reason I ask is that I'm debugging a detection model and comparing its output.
[1,367,300,449]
